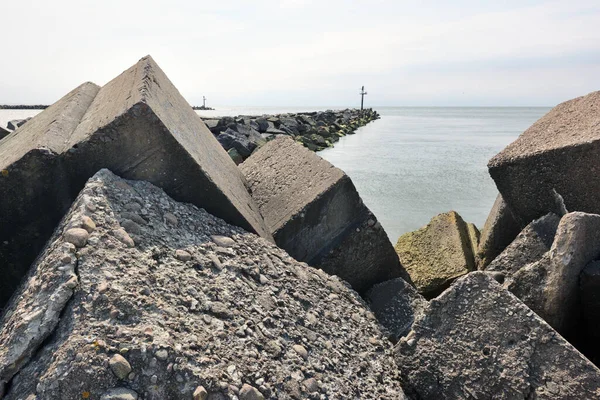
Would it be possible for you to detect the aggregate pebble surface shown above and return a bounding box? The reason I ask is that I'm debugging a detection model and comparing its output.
[0,169,405,399]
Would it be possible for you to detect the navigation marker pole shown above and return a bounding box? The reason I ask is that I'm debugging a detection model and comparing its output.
[360,86,368,111]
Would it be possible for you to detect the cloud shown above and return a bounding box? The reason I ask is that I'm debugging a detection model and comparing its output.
[0,0,598,105]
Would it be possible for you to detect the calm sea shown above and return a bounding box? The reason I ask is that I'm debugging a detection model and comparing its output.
[0,106,550,242]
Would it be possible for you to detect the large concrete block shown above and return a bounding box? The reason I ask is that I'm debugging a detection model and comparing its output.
[0,82,100,309]
[477,193,522,268]
[485,213,560,279]
[505,212,600,337]
[489,91,600,225]
[0,56,270,310]
[396,272,600,399]
[395,211,476,298]
[240,136,409,292]
[0,169,406,399]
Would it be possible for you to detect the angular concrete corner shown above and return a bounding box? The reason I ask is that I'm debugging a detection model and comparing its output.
[0,55,271,311]
[489,91,600,226]
[395,211,476,297]
[396,272,600,399]
[65,55,270,240]
[240,136,409,292]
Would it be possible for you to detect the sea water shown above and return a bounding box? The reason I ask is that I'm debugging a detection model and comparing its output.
[318,107,549,241]
[0,106,549,242]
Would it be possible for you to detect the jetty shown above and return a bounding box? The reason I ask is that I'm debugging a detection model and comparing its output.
[1,55,600,399]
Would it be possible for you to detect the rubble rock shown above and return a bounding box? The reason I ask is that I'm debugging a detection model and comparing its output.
[0,169,406,400]
[365,278,427,342]
[240,137,409,293]
[0,55,271,311]
[395,211,476,297]
[489,91,600,226]
[477,194,522,268]
[396,272,600,399]
[485,213,560,279]
[6,119,24,131]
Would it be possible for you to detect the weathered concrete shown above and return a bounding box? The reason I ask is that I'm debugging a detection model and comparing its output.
[0,56,272,311]
[240,137,409,292]
[365,278,427,343]
[505,212,600,337]
[66,55,270,239]
[0,82,101,310]
[486,213,560,279]
[477,193,522,268]
[489,91,600,226]
[581,261,600,363]
[396,272,600,399]
[0,169,407,399]
[395,211,476,297]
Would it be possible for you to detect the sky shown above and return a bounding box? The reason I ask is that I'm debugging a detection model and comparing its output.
[1,0,599,107]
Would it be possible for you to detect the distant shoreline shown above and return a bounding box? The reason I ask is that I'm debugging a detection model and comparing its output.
[0,105,48,110]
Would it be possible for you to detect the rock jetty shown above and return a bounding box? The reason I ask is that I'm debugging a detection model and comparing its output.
[2,55,600,399]
[201,108,380,164]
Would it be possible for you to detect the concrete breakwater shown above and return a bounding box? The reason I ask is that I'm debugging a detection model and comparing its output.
[3,54,600,399]
[201,108,380,163]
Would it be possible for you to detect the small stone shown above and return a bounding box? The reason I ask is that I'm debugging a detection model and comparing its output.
[175,249,192,261]
[303,378,319,393]
[155,348,168,360]
[165,212,178,226]
[193,386,208,400]
[109,354,132,380]
[211,235,235,248]
[293,344,308,360]
[125,202,142,212]
[239,383,264,400]
[64,228,89,248]
[209,254,223,270]
[150,374,158,384]
[121,219,142,235]
[100,387,138,400]
[81,216,96,233]
[98,282,109,293]
[113,228,134,247]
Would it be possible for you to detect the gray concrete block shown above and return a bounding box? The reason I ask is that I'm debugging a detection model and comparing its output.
[396,272,600,399]
[240,137,409,292]
[489,91,600,226]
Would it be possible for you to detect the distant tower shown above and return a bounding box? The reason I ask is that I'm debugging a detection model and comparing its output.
[360,86,368,111]
[203,96,207,108]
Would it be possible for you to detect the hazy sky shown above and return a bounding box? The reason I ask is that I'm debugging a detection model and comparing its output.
[2,0,599,107]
